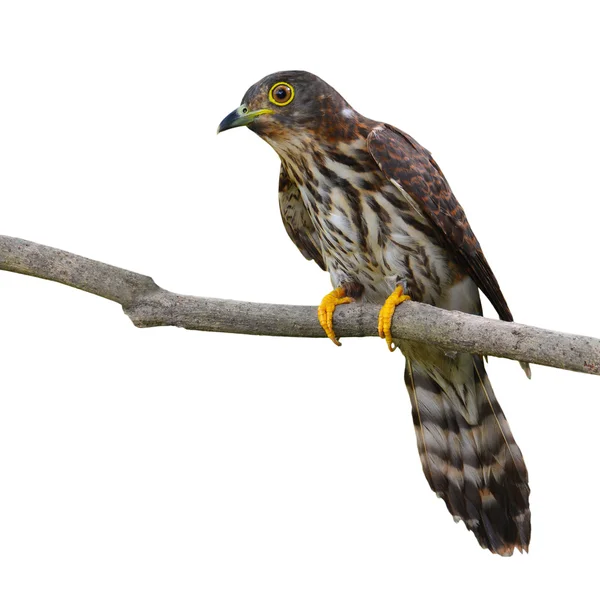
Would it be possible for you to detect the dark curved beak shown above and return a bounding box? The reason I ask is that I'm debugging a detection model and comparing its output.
[217,104,274,133]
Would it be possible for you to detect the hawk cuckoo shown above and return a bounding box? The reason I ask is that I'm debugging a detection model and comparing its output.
[218,71,530,556]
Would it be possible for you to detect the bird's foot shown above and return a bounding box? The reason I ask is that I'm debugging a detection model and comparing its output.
[318,287,353,346]
[378,285,411,352]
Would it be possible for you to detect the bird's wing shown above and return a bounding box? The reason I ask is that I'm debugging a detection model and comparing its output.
[367,124,513,322]
[279,162,326,271]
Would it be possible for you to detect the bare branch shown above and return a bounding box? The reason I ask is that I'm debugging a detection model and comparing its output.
[1,234,599,376]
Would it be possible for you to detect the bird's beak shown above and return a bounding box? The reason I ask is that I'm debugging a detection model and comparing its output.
[217,104,274,133]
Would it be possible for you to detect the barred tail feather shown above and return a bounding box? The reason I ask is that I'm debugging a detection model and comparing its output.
[404,354,530,555]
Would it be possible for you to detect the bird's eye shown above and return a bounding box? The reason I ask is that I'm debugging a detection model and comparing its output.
[269,82,295,106]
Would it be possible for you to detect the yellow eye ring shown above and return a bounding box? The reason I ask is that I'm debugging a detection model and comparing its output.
[268,82,295,106]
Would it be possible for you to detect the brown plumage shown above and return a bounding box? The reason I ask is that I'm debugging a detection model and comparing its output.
[218,70,530,555]
[367,124,513,321]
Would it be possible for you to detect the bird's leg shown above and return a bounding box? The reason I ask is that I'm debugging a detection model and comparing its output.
[318,287,352,346]
[378,285,411,352]
[318,283,363,346]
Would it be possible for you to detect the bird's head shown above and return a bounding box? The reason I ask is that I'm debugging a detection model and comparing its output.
[217,71,361,153]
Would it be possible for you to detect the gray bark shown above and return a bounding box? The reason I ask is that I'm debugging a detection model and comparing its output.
[1,235,599,376]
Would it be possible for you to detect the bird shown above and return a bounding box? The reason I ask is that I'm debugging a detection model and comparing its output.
[217,70,530,556]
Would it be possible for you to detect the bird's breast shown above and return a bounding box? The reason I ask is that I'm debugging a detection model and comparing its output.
[286,147,456,305]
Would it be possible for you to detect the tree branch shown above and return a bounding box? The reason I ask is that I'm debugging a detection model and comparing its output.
[1,234,599,376]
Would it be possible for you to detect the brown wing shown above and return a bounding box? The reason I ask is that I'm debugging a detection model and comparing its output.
[367,124,513,322]
[279,162,326,271]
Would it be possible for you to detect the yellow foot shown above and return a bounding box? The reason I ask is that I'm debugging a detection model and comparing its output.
[378,285,411,352]
[318,287,353,346]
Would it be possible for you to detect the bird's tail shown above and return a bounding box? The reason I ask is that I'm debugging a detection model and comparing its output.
[403,350,530,555]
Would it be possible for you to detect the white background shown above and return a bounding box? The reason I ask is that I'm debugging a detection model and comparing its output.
[1,1,599,598]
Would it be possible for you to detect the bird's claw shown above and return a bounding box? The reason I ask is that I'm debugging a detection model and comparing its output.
[378,286,411,351]
[318,287,353,346]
